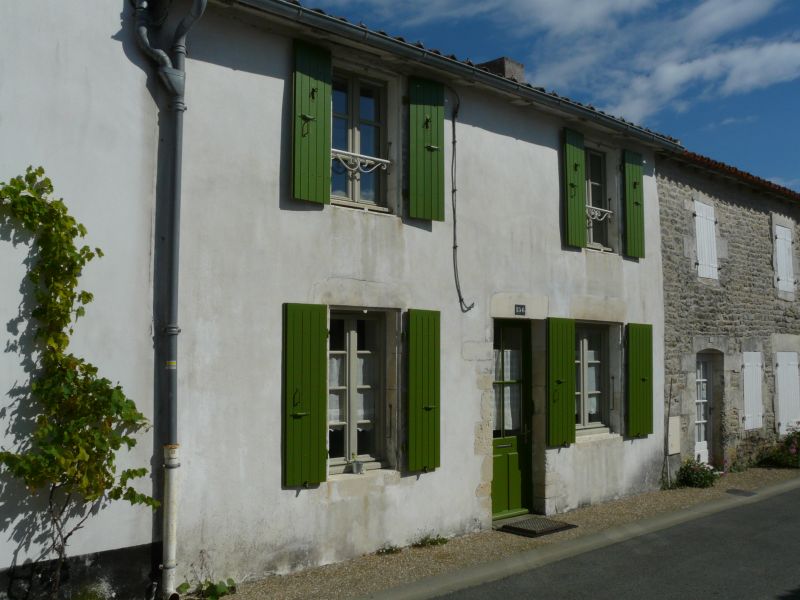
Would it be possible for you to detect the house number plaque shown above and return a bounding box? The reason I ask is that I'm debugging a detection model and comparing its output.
[514,304,526,316]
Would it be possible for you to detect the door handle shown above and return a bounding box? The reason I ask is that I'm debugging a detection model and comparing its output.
[291,412,309,418]
[495,443,512,448]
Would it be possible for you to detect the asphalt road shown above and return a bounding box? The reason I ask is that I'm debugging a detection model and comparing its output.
[438,487,800,600]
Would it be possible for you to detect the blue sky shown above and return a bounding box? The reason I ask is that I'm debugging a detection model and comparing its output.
[311,0,800,191]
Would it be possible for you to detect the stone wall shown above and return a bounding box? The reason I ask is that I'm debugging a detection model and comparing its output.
[657,157,800,469]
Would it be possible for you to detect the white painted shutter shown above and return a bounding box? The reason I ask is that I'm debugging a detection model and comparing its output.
[776,352,800,435]
[742,352,763,430]
[775,225,794,292]
[694,200,718,279]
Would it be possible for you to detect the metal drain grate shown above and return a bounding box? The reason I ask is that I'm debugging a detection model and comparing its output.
[499,515,577,538]
[726,488,757,497]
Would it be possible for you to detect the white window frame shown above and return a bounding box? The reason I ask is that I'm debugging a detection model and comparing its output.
[575,325,609,430]
[583,143,620,253]
[694,198,718,280]
[742,351,763,431]
[328,312,385,473]
[330,63,399,213]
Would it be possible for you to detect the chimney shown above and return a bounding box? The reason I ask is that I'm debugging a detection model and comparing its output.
[476,57,525,82]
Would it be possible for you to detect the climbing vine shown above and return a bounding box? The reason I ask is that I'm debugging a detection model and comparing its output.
[0,167,157,593]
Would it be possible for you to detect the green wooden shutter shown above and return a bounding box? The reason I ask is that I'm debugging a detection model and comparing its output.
[293,41,331,205]
[563,129,586,248]
[627,323,653,437]
[407,309,441,471]
[624,150,645,258]
[283,303,327,487]
[409,78,445,221]
[547,318,576,446]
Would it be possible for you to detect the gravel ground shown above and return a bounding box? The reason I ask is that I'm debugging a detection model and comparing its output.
[235,468,799,600]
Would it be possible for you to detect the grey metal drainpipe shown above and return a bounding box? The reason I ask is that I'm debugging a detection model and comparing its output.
[135,1,207,598]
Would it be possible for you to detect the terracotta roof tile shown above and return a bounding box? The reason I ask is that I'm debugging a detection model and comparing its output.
[672,151,800,202]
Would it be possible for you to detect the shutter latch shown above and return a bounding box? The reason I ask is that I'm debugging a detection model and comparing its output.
[425,144,440,152]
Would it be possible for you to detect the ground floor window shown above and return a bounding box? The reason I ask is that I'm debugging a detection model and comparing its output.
[328,312,384,470]
[575,326,607,428]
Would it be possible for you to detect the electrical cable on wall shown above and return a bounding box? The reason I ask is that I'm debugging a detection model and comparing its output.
[446,85,474,313]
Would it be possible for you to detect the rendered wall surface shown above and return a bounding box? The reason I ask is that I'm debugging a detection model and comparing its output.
[0,0,160,582]
[657,158,800,469]
[173,5,666,579]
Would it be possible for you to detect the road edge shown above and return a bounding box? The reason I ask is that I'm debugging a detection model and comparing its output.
[362,475,800,600]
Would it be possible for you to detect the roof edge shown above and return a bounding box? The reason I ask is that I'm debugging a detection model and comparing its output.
[662,150,800,203]
[226,0,684,152]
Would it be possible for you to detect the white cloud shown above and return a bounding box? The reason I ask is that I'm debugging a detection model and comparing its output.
[312,0,800,126]
[314,0,653,34]
[703,115,759,130]
[608,41,800,121]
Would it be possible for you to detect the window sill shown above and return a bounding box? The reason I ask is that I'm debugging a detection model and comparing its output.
[329,459,386,476]
[586,243,616,254]
[327,464,399,483]
[331,197,392,214]
[575,427,619,443]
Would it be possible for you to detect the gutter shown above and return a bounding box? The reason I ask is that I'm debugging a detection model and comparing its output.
[135,1,208,598]
[226,0,684,152]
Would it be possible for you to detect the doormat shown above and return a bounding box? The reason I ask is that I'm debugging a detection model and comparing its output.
[498,515,577,538]
[725,488,757,497]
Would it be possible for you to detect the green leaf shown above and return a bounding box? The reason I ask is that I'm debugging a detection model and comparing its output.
[176,582,191,594]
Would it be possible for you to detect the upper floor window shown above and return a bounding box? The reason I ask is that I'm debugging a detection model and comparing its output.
[585,149,611,249]
[331,73,389,208]
[562,128,644,258]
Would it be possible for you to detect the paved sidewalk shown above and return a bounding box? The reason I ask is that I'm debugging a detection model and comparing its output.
[236,469,800,600]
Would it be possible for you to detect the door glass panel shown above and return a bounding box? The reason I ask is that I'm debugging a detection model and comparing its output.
[492,384,502,437]
[504,385,521,435]
[503,327,523,381]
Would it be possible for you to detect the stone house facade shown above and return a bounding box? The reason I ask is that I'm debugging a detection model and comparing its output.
[657,151,800,471]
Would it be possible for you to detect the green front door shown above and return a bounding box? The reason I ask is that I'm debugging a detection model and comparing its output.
[491,321,532,519]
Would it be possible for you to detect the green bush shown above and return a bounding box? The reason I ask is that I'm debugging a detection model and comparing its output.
[676,458,719,488]
[757,430,800,469]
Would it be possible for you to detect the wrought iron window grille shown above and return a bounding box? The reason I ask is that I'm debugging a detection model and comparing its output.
[332,149,391,179]
[586,204,613,225]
